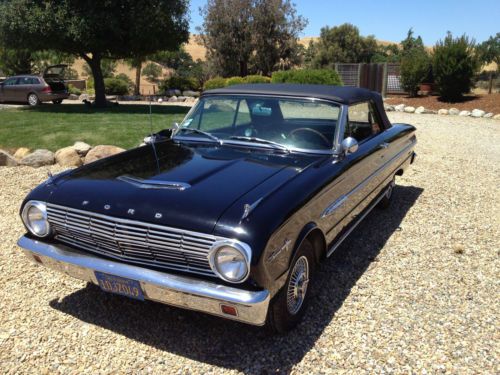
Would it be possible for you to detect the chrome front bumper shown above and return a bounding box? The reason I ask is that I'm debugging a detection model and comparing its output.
[17,236,270,326]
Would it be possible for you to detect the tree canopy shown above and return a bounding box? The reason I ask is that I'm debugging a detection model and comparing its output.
[197,0,307,77]
[0,0,189,106]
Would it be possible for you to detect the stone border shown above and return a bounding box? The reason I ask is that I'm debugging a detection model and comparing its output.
[385,104,500,120]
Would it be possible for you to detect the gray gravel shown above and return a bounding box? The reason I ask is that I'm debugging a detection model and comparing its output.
[0,113,499,374]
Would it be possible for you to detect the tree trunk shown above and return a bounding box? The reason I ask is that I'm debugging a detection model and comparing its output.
[488,71,493,94]
[82,54,106,108]
[134,59,142,96]
[239,60,248,77]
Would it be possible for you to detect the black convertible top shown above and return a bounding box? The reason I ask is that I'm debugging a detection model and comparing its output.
[205,84,380,105]
[204,83,391,127]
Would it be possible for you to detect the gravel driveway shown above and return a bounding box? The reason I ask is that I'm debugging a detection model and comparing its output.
[0,113,498,374]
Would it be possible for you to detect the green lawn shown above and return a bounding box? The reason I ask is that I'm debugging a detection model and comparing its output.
[0,104,190,151]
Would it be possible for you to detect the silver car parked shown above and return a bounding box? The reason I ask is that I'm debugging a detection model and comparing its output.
[0,64,70,106]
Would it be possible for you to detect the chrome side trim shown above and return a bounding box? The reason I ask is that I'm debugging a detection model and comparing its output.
[321,140,416,218]
[326,184,389,257]
[117,175,191,191]
[18,236,270,326]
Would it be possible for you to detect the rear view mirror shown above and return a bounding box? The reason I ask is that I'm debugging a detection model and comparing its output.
[341,137,359,155]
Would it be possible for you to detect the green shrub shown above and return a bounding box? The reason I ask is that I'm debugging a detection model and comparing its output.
[432,33,480,101]
[244,75,271,84]
[400,49,431,97]
[226,76,246,86]
[68,84,82,96]
[204,77,227,90]
[104,77,129,95]
[160,75,197,92]
[271,69,343,85]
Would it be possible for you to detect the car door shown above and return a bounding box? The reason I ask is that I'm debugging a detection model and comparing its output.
[0,77,19,101]
[15,76,34,102]
[321,101,387,244]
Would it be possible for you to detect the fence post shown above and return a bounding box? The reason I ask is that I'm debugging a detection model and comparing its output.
[382,62,388,98]
[357,64,362,87]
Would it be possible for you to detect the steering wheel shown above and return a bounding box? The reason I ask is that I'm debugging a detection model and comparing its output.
[289,128,331,148]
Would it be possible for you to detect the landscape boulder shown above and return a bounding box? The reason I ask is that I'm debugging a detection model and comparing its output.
[55,147,82,167]
[13,147,31,160]
[471,109,486,118]
[384,104,394,112]
[73,141,92,156]
[0,149,18,167]
[20,149,55,167]
[415,106,425,114]
[84,145,125,164]
[438,109,449,115]
[493,114,500,120]
[394,104,405,112]
[449,108,460,115]
[459,110,471,117]
[168,96,178,102]
[483,113,494,118]
[404,106,415,113]
[182,90,200,97]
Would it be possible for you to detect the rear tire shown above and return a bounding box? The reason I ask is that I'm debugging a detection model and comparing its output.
[378,177,395,209]
[266,239,316,333]
[52,99,63,104]
[27,93,40,106]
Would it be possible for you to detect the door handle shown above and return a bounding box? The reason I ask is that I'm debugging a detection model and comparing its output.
[379,142,389,149]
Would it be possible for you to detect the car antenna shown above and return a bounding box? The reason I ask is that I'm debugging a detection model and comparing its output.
[149,96,161,173]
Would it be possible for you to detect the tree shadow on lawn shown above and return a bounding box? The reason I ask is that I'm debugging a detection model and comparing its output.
[49,185,423,373]
[16,103,191,116]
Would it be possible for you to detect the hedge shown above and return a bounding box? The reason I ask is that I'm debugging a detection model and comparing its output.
[203,77,228,90]
[104,78,129,95]
[271,69,343,85]
[160,75,198,92]
[226,76,246,86]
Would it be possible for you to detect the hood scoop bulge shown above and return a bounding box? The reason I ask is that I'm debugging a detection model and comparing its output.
[117,175,191,191]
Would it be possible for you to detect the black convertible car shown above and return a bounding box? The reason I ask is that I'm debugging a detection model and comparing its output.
[18,84,416,332]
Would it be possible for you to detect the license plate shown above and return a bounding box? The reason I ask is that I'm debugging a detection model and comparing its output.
[95,271,144,301]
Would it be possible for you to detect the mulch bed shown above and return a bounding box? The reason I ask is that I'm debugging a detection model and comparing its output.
[386,93,500,114]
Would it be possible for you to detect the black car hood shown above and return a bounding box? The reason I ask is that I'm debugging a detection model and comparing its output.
[35,141,320,234]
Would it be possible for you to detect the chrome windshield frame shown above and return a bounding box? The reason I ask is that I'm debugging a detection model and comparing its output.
[173,93,347,156]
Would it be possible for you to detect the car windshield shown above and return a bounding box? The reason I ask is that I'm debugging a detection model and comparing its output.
[175,95,341,151]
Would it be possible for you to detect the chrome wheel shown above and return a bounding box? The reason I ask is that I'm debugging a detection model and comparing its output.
[28,94,39,106]
[286,255,309,315]
[385,179,395,199]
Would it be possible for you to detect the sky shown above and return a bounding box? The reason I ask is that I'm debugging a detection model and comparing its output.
[188,0,500,45]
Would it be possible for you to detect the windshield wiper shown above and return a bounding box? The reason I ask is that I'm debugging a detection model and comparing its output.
[227,136,290,153]
[175,128,221,143]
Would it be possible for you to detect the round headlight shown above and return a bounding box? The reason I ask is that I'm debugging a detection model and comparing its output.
[22,201,51,238]
[209,241,250,283]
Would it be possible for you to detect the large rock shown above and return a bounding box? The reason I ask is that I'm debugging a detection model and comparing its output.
[459,110,471,117]
[182,90,200,97]
[493,114,500,120]
[415,106,425,114]
[449,108,460,115]
[13,147,31,160]
[471,109,486,118]
[384,104,395,112]
[55,147,82,167]
[404,106,415,113]
[438,109,449,115]
[394,104,405,112]
[0,149,18,167]
[483,112,494,118]
[21,149,55,167]
[84,145,125,164]
[73,141,92,156]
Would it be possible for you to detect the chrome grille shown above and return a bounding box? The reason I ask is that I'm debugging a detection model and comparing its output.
[46,203,218,277]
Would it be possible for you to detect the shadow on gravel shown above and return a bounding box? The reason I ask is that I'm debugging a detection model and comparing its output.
[50,185,423,373]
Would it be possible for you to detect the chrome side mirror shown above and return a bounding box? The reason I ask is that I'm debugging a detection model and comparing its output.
[341,137,359,155]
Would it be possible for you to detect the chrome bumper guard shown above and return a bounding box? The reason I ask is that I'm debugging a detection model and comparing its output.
[17,236,270,326]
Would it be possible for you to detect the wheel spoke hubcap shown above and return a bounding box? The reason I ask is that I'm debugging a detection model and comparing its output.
[286,256,309,315]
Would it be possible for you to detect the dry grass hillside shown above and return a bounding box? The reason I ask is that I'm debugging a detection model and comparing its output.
[71,35,497,93]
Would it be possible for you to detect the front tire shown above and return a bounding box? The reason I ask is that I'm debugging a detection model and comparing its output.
[27,93,40,106]
[52,99,63,104]
[267,239,316,333]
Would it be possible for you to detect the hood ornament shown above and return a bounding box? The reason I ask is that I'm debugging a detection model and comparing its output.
[240,197,263,223]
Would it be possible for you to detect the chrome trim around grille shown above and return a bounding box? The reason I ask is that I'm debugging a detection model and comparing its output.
[45,203,238,278]
[18,236,269,326]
